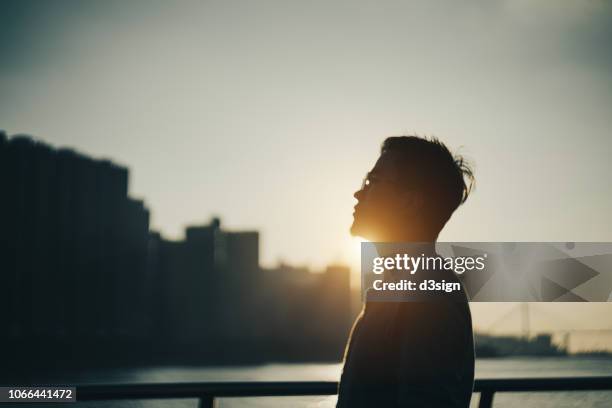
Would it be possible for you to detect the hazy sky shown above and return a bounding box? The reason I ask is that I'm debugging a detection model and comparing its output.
[2,0,612,345]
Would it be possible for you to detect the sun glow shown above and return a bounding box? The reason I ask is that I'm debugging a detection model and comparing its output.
[346,236,368,288]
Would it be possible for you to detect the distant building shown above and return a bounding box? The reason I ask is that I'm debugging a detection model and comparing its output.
[261,263,353,360]
[0,133,150,344]
[149,219,264,356]
[474,333,566,357]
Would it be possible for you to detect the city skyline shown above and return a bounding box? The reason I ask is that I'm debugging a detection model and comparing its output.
[3,132,612,353]
[0,134,354,368]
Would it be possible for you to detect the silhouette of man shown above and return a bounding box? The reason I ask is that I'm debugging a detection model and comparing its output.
[337,136,475,408]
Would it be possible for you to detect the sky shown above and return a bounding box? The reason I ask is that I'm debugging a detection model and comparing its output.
[1,0,612,347]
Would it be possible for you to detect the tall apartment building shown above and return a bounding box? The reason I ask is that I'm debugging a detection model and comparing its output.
[0,133,150,344]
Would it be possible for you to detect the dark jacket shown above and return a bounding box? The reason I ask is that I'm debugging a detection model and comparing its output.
[337,271,474,407]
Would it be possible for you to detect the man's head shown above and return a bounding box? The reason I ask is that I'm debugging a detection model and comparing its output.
[351,136,474,242]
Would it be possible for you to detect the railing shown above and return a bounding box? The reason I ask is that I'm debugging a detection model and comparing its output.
[76,376,612,408]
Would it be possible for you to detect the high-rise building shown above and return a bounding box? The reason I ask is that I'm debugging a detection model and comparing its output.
[0,134,150,344]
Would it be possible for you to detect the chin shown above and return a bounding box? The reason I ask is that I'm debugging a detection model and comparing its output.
[350,219,369,240]
[350,219,361,237]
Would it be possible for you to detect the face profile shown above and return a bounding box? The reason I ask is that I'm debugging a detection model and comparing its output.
[350,150,417,242]
[351,136,474,242]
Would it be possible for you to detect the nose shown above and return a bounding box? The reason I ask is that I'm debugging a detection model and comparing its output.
[354,188,365,201]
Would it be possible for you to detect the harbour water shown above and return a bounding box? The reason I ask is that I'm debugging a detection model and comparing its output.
[15,357,612,407]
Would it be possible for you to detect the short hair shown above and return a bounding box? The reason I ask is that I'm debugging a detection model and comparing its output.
[381,135,474,231]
